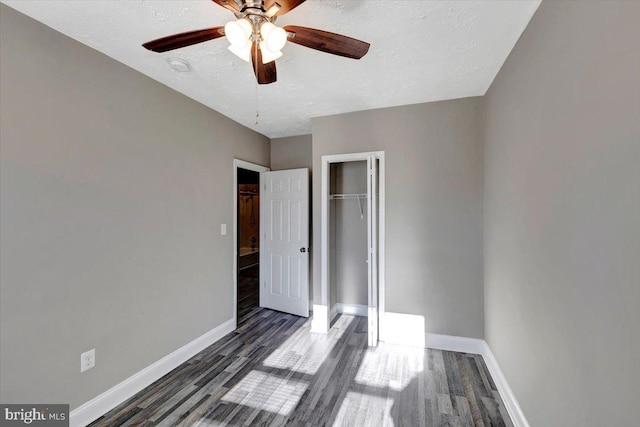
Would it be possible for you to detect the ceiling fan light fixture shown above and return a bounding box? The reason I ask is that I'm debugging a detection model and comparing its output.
[225,18,252,48]
[259,41,283,64]
[260,22,287,52]
[228,44,251,62]
[142,0,371,85]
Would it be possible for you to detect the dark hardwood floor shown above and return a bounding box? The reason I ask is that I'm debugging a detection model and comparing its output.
[89,308,512,426]
[237,264,259,320]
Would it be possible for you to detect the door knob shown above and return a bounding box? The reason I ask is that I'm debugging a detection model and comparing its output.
[300,248,306,253]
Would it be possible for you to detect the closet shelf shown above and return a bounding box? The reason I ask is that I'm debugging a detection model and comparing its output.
[329,193,367,200]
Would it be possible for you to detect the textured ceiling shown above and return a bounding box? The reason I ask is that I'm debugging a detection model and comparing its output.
[1,0,540,138]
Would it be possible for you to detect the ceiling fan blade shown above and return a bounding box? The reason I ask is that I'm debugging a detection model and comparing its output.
[264,0,306,16]
[143,27,225,53]
[251,42,277,84]
[283,26,370,59]
[211,0,240,13]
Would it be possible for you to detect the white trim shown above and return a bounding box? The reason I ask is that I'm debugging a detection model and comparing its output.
[310,304,329,333]
[319,158,330,333]
[69,318,236,427]
[366,155,378,347]
[482,342,530,427]
[233,159,269,329]
[424,334,485,355]
[322,152,382,163]
[319,152,385,339]
[378,154,386,318]
[335,303,368,317]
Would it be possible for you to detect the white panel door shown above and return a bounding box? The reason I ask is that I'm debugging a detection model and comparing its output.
[367,156,379,346]
[260,168,309,317]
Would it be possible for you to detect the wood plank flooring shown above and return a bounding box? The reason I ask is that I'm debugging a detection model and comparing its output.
[237,264,259,320]
[89,309,512,426]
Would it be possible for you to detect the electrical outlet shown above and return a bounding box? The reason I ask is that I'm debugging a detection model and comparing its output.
[221,224,227,235]
[81,348,95,373]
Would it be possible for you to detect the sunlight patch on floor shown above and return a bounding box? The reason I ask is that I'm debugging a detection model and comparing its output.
[221,370,308,416]
[262,315,354,375]
[332,391,394,427]
[355,343,425,391]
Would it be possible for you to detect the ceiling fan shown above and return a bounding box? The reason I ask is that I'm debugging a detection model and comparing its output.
[142,0,370,84]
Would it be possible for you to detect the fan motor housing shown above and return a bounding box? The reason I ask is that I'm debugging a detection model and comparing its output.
[241,0,266,15]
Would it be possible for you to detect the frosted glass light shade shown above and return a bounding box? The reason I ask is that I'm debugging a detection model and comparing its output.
[260,22,276,39]
[228,44,251,62]
[225,18,252,48]
[259,41,282,64]
[260,22,287,52]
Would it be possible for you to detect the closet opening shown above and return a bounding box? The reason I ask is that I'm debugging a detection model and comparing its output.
[316,152,385,347]
[330,161,369,320]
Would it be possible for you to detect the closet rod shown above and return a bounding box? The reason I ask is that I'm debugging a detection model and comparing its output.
[330,193,366,218]
[329,193,367,200]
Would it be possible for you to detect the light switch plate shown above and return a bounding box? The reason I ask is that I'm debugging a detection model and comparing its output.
[220,224,227,235]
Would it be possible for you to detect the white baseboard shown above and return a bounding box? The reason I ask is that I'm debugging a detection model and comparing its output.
[423,333,485,355]
[69,318,236,427]
[335,303,368,317]
[481,342,530,427]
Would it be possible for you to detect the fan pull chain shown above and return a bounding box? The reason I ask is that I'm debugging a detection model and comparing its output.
[254,42,259,126]
[255,81,260,125]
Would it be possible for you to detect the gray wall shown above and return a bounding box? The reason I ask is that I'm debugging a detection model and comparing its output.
[0,5,269,409]
[483,1,640,426]
[270,135,312,171]
[313,98,484,338]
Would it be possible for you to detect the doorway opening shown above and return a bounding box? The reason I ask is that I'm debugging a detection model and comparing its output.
[237,168,260,320]
[233,159,269,327]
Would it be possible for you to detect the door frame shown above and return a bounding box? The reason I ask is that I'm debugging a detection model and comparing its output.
[233,159,269,329]
[314,151,386,342]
